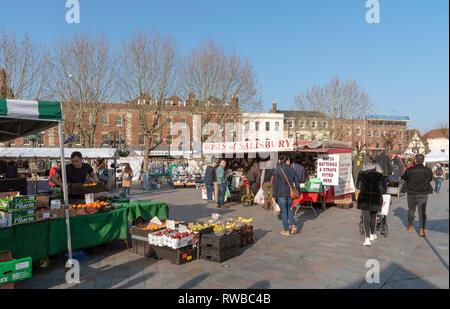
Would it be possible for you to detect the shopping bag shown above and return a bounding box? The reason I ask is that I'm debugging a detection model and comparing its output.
[381,194,391,216]
[254,188,265,204]
[201,188,207,200]
[273,201,281,217]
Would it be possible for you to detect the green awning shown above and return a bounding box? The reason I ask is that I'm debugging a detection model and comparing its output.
[0,99,62,142]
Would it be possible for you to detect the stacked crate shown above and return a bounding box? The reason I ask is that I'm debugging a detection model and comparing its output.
[200,231,241,263]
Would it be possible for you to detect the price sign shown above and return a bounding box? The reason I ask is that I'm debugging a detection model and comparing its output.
[85,193,94,204]
[179,224,188,233]
[150,216,163,226]
[50,200,61,209]
[166,220,175,230]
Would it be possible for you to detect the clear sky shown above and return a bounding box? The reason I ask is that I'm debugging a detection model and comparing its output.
[1,0,448,132]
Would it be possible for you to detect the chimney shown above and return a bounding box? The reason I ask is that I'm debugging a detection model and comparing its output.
[271,100,277,113]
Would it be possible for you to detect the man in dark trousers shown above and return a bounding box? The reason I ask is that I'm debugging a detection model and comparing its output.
[291,159,306,183]
[203,162,217,203]
[401,154,433,237]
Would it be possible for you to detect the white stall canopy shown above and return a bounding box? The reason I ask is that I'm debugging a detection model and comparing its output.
[0,147,119,160]
[424,150,449,163]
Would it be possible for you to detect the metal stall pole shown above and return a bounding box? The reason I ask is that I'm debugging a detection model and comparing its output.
[58,122,73,261]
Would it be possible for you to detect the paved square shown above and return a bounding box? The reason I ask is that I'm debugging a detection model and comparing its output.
[16,182,449,289]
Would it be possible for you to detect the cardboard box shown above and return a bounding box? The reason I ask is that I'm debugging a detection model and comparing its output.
[0,251,32,286]
[0,251,14,289]
[0,208,36,227]
[0,192,37,210]
[36,195,50,208]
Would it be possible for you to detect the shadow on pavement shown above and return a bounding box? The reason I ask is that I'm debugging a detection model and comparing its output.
[178,273,210,289]
[345,262,443,289]
[248,280,271,289]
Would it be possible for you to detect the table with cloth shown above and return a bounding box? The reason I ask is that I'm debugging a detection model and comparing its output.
[0,201,169,260]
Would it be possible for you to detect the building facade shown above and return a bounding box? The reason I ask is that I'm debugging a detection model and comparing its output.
[424,129,449,154]
[241,112,284,142]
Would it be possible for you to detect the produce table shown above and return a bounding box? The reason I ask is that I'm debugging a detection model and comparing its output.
[0,201,169,260]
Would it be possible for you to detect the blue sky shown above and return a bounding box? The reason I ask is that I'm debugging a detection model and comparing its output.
[1,0,448,132]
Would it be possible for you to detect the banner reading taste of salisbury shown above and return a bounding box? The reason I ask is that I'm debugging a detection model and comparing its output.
[202,139,294,154]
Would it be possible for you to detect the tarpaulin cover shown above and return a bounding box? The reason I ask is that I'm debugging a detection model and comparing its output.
[0,201,169,260]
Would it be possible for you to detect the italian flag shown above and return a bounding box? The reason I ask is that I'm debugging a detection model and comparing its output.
[0,99,62,121]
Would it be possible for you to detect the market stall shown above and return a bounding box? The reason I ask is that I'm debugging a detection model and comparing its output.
[291,140,355,211]
[425,150,449,180]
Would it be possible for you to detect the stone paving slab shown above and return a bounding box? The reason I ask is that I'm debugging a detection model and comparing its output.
[15,181,449,289]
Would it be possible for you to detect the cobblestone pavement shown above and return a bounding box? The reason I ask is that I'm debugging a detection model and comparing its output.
[16,181,449,289]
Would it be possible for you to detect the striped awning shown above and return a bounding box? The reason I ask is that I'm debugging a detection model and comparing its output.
[0,99,62,143]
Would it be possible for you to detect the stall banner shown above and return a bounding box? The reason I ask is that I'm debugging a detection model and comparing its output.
[334,153,355,196]
[317,154,340,186]
[202,139,294,154]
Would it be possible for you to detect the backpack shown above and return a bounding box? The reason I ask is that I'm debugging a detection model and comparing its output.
[435,167,443,176]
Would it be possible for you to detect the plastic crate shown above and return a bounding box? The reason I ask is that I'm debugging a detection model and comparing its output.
[130,235,155,257]
[200,246,240,263]
[200,231,241,250]
[152,244,197,265]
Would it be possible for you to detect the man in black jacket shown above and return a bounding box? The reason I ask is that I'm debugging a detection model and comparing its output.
[401,154,433,237]
[203,162,217,203]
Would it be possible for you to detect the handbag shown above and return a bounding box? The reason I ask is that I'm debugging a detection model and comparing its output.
[280,167,300,199]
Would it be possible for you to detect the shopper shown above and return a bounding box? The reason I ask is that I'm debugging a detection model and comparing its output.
[48,162,60,188]
[96,159,109,183]
[203,162,217,203]
[402,154,433,237]
[432,163,445,194]
[374,152,393,178]
[356,160,387,246]
[216,160,228,209]
[50,151,98,188]
[262,165,274,211]
[247,161,261,196]
[291,159,305,183]
[272,155,300,236]
[121,163,133,198]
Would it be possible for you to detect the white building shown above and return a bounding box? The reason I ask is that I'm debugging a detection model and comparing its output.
[406,129,426,154]
[241,112,284,141]
[424,129,449,154]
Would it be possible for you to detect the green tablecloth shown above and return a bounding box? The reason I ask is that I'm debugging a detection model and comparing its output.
[0,201,169,260]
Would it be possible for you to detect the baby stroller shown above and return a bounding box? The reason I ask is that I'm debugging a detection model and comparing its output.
[359,194,391,237]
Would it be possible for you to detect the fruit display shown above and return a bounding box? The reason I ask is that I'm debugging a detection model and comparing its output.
[190,216,254,235]
[136,221,167,231]
[83,183,97,187]
[149,228,199,249]
[69,201,109,209]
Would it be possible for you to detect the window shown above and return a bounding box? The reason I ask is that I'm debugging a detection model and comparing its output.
[139,135,145,145]
[356,128,361,136]
[166,100,173,106]
[311,121,317,129]
[347,128,352,136]
[399,131,403,138]
[376,143,380,148]
[180,117,186,128]
[368,130,373,137]
[116,115,122,127]
[102,134,109,146]
[275,122,279,131]
[390,144,394,151]
[288,121,293,129]
[179,101,186,107]
[266,122,270,131]
[323,122,328,129]
[255,122,259,131]
[301,121,306,129]
[102,115,109,126]
[398,144,402,152]
[383,131,386,137]
[167,117,173,128]
[376,130,380,137]
[244,121,250,131]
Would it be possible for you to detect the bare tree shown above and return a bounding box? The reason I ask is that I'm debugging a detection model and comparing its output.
[439,122,449,140]
[294,77,373,141]
[118,31,178,171]
[0,31,49,100]
[179,39,261,142]
[49,33,116,147]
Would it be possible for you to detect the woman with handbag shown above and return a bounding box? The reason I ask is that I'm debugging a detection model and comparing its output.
[272,155,300,236]
[121,163,133,198]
